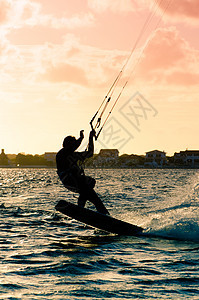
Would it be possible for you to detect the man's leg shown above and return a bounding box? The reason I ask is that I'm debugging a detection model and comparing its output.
[78,194,87,208]
[83,188,109,215]
[78,175,109,215]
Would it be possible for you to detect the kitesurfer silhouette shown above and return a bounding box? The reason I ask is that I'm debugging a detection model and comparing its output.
[56,129,109,215]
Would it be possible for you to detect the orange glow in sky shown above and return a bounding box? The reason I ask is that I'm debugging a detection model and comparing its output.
[0,0,199,155]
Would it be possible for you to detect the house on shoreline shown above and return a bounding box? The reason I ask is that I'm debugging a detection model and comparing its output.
[44,152,57,165]
[87,149,119,167]
[1,148,199,168]
[145,150,167,167]
[174,150,199,167]
[98,149,119,161]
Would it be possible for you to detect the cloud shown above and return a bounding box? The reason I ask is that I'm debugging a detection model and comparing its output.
[153,0,199,23]
[0,91,23,103]
[0,33,19,67]
[166,71,199,86]
[0,0,94,33]
[0,0,40,29]
[0,39,6,56]
[139,27,188,70]
[0,0,11,24]
[33,34,128,87]
[87,0,141,13]
[41,13,94,29]
[87,0,199,25]
[42,63,88,85]
[56,85,87,104]
[136,27,199,86]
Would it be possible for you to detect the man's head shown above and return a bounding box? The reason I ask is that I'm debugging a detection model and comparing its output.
[63,136,77,149]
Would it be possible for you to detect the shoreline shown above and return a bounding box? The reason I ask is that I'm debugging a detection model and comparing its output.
[0,165,198,170]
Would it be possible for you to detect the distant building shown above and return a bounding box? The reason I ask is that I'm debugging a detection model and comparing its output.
[145,150,167,167]
[95,149,119,166]
[44,152,56,164]
[98,149,119,158]
[118,154,143,167]
[174,150,199,167]
[0,149,9,165]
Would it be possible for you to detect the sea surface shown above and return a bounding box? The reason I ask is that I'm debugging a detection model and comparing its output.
[0,168,199,299]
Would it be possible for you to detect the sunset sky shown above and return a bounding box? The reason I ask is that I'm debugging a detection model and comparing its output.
[0,0,199,156]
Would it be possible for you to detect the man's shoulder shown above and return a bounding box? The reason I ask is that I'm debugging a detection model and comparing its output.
[56,148,65,157]
[56,148,75,158]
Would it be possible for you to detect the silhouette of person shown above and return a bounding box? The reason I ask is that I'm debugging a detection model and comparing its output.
[56,129,109,215]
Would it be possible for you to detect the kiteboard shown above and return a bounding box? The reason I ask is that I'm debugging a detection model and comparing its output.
[55,200,143,236]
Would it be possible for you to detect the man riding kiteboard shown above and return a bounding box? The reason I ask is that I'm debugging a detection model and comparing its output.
[56,129,109,215]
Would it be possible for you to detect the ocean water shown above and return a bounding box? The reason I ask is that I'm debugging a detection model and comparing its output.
[0,168,199,299]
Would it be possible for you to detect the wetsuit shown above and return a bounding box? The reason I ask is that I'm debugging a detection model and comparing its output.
[56,133,109,215]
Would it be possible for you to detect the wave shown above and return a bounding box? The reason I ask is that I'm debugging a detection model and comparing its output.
[144,217,199,242]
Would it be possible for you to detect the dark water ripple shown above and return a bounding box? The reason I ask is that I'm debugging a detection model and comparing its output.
[0,168,199,299]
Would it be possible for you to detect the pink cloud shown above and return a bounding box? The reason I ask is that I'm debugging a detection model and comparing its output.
[139,28,188,70]
[0,0,94,32]
[0,0,40,29]
[0,41,6,56]
[87,0,139,13]
[88,0,199,22]
[137,27,199,86]
[67,47,81,58]
[0,0,10,24]
[166,71,199,85]
[42,63,88,85]
[155,0,199,22]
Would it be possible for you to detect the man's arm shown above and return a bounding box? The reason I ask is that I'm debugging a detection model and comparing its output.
[72,130,84,152]
[77,129,95,161]
[86,129,95,158]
